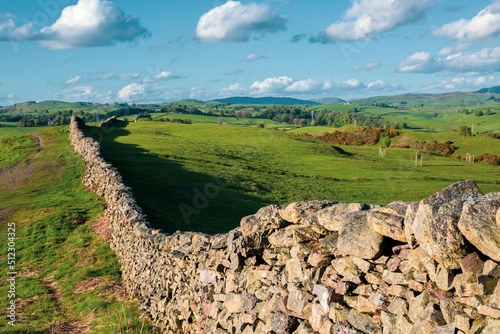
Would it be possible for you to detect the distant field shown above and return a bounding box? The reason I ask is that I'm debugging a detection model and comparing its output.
[97,121,500,235]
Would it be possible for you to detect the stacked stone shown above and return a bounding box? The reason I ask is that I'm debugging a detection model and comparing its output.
[69,116,500,333]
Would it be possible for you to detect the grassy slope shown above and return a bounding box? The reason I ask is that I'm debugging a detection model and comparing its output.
[0,126,45,138]
[98,121,500,235]
[0,128,153,333]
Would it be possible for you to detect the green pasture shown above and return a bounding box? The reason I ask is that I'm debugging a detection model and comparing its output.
[97,121,500,235]
[0,128,152,333]
[0,126,45,138]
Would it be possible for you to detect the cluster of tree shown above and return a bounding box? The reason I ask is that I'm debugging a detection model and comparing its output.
[299,127,399,146]
[458,126,472,138]
[155,117,192,124]
[486,132,500,140]
[476,153,500,166]
[258,106,387,128]
[160,105,204,115]
[413,141,456,156]
[0,110,73,127]
[136,113,153,121]
[456,108,494,116]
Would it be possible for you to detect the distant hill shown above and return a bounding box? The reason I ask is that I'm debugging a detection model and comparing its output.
[310,97,345,105]
[475,86,500,94]
[0,100,100,114]
[352,91,500,108]
[213,96,321,106]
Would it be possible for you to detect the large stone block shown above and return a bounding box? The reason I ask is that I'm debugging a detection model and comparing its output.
[458,192,500,262]
[337,211,384,260]
[412,180,483,269]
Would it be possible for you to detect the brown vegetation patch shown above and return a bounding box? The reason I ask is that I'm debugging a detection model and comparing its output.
[412,140,456,156]
[0,162,36,191]
[476,153,500,166]
[299,127,399,146]
[75,278,105,294]
[91,214,112,239]
[48,313,93,334]
[0,159,65,191]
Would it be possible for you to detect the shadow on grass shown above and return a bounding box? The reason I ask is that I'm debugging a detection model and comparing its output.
[87,122,267,235]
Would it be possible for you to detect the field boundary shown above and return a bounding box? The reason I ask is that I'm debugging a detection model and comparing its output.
[70,115,500,333]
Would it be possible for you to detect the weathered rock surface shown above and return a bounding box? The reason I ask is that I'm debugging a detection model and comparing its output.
[338,211,384,259]
[69,116,500,334]
[367,205,407,242]
[412,180,483,269]
[458,192,500,261]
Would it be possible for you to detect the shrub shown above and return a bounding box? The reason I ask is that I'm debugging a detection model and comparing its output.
[413,140,456,156]
[298,127,399,146]
[479,153,500,166]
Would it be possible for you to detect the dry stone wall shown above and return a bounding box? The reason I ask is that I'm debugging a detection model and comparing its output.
[70,115,500,333]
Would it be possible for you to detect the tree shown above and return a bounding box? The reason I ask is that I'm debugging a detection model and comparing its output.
[458,126,472,138]
[257,122,265,129]
[378,132,391,147]
[472,110,484,117]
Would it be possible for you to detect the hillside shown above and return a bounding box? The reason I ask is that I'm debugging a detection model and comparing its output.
[0,127,152,333]
[311,97,346,104]
[351,91,500,108]
[475,86,500,94]
[0,100,98,114]
[213,96,321,105]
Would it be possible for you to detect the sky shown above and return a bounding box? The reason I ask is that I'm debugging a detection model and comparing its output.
[1,0,500,105]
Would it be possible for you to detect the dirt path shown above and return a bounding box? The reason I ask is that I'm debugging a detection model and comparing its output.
[31,133,45,159]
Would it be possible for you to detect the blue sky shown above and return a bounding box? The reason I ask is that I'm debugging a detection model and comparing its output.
[1,0,500,104]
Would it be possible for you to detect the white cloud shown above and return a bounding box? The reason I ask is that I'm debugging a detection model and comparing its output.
[322,0,437,42]
[341,78,362,88]
[245,76,404,97]
[353,59,381,71]
[216,83,248,97]
[422,76,498,91]
[143,71,183,83]
[117,82,206,103]
[196,1,286,42]
[398,47,500,74]
[47,86,113,103]
[397,52,441,73]
[250,76,294,95]
[366,80,404,91]
[64,76,83,85]
[243,52,268,62]
[285,79,323,93]
[226,69,245,75]
[93,73,140,81]
[0,92,16,106]
[433,1,500,42]
[0,13,15,34]
[117,82,147,102]
[0,0,149,49]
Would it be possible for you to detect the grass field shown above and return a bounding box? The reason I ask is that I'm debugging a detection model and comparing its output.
[0,129,153,333]
[97,121,500,235]
[0,126,45,138]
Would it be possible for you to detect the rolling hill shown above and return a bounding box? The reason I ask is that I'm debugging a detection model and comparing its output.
[213,96,321,105]
[475,86,500,94]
